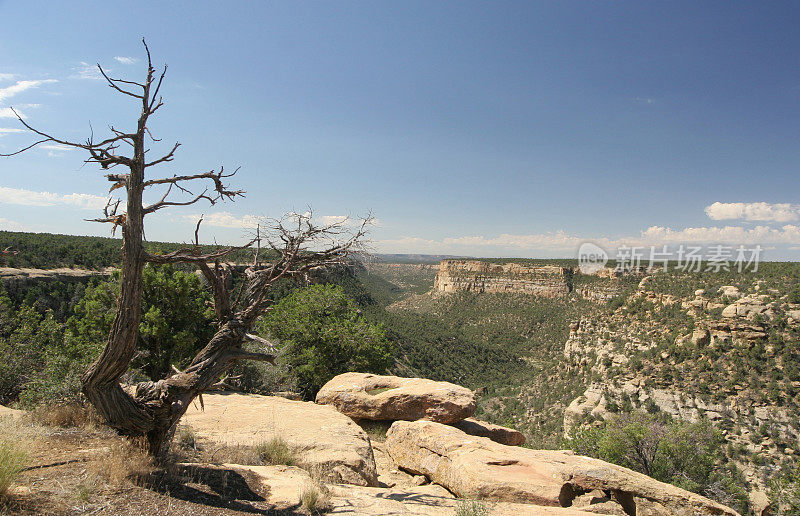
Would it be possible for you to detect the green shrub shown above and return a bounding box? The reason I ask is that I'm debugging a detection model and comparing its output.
[567,412,748,513]
[258,284,393,399]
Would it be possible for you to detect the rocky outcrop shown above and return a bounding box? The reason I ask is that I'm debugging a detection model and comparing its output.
[0,266,114,285]
[214,462,601,515]
[434,260,572,296]
[315,372,476,424]
[386,420,740,515]
[450,418,525,446]
[182,392,378,486]
[721,294,775,321]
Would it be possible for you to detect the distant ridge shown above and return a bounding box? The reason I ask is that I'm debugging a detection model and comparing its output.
[372,254,472,264]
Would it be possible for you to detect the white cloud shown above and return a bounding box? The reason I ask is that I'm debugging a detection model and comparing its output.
[634,97,655,105]
[0,186,108,210]
[442,231,584,250]
[0,74,17,82]
[705,202,799,223]
[72,62,103,80]
[0,217,28,232]
[319,215,348,226]
[114,56,138,65]
[376,224,800,256]
[185,212,261,229]
[638,224,800,245]
[0,79,58,102]
[0,107,22,119]
[0,128,24,136]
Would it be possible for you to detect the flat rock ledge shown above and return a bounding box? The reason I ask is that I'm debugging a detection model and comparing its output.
[450,417,525,446]
[204,463,609,515]
[182,392,378,486]
[315,372,476,424]
[386,420,740,516]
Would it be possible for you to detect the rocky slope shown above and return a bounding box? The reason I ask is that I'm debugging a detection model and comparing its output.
[562,274,800,513]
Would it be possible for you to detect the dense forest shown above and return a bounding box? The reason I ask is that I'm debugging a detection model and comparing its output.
[0,230,256,269]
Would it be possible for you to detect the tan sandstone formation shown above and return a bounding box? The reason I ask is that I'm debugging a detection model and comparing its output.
[433,260,573,296]
[0,267,114,285]
[315,372,476,424]
[450,417,525,446]
[202,462,606,515]
[386,420,740,516]
[182,392,378,486]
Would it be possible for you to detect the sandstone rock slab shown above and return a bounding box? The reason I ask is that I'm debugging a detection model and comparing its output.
[220,462,598,515]
[451,418,525,446]
[386,420,739,516]
[315,372,475,424]
[182,392,378,486]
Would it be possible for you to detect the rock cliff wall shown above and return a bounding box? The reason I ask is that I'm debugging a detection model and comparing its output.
[0,267,114,287]
[433,260,573,296]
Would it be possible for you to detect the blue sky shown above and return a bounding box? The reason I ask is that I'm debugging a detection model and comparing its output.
[1,1,799,259]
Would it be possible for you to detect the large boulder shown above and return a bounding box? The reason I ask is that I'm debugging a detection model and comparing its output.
[315,372,476,424]
[182,392,378,486]
[451,418,525,446]
[386,420,739,516]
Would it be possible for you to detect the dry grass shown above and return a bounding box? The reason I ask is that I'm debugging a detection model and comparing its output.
[206,435,298,467]
[176,424,198,450]
[454,499,490,516]
[299,480,332,514]
[95,438,155,486]
[256,436,296,466]
[29,403,100,429]
[0,439,28,499]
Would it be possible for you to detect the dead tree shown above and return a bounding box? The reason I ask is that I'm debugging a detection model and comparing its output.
[1,40,368,454]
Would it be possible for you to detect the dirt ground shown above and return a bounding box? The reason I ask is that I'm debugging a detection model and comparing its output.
[0,415,308,515]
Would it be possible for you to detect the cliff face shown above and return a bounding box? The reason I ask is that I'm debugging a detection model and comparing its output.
[433,260,573,297]
[0,267,114,287]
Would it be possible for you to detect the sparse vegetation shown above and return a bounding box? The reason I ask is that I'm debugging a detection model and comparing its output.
[0,440,27,499]
[30,403,98,429]
[356,420,392,443]
[300,481,332,514]
[176,425,198,450]
[256,436,297,466]
[454,499,490,516]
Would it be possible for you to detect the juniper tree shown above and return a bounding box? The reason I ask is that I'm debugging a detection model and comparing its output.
[1,40,368,454]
